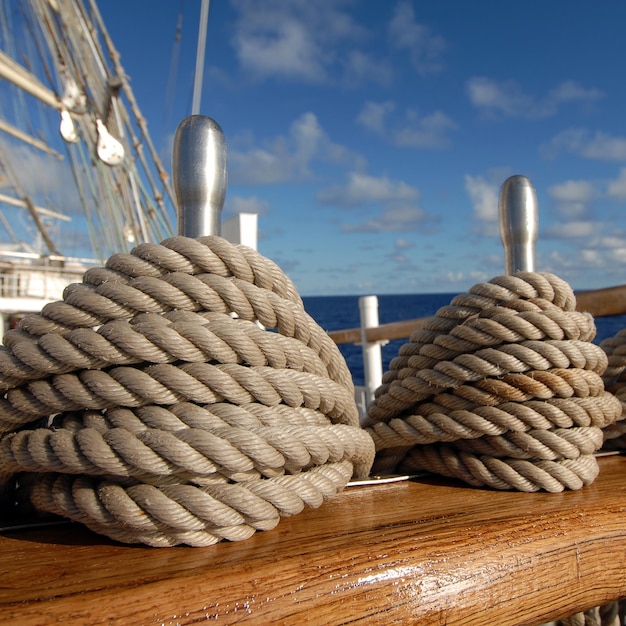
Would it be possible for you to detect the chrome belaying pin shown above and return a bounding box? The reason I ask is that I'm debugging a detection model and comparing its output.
[172,115,227,237]
[498,175,539,274]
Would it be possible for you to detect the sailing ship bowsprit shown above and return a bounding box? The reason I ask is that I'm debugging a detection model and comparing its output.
[0,0,176,339]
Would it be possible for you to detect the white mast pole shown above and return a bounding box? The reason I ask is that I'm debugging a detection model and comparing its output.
[192,0,211,115]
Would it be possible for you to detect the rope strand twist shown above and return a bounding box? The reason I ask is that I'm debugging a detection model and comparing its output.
[364,272,621,492]
[598,328,626,450]
[0,236,374,546]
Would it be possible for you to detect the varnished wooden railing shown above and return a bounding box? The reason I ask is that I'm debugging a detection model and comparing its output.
[1,455,625,625]
[328,283,626,345]
[2,283,624,623]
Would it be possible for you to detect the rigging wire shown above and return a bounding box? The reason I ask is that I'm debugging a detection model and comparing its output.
[0,0,176,262]
[2,2,45,158]
[87,0,176,228]
[0,209,23,249]
[0,139,58,254]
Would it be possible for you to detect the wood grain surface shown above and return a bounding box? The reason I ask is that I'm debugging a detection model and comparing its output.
[2,456,626,625]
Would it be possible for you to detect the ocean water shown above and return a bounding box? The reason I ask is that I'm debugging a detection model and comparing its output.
[303,293,626,387]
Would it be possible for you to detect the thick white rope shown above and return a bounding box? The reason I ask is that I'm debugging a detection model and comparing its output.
[364,272,622,492]
[0,236,375,546]
[2,249,624,547]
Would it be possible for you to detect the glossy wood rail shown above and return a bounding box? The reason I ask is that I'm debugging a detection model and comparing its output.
[1,456,626,625]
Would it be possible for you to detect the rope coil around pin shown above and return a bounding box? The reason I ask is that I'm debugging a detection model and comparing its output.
[0,236,374,546]
[598,329,626,450]
[364,271,622,492]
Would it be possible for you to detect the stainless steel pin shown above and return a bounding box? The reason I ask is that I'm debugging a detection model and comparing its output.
[498,175,538,274]
[172,115,227,238]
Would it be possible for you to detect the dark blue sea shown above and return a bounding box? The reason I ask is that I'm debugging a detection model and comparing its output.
[303,294,626,387]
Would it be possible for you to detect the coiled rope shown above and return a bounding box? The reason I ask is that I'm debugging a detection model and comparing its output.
[364,272,622,492]
[599,329,626,450]
[0,236,375,546]
[575,313,626,626]
[1,250,623,547]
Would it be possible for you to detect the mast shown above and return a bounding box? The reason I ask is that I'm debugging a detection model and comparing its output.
[0,50,60,110]
[0,118,63,157]
[192,0,210,115]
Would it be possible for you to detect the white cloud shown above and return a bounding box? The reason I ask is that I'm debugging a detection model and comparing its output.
[342,50,393,87]
[551,80,604,104]
[357,101,456,149]
[469,270,490,282]
[543,220,596,239]
[547,250,572,270]
[464,174,499,223]
[384,238,416,268]
[357,101,395,135]
[599,234,626,249]
[542,129,626,161]
[229,112,363,184]
[229,148,286,185]
[548,180,594,204]
[318,172,419,206]
[466,77,604,119]
[393,110,456,149]
[317,172,430,233]
[544,249,604,278]
[466,77,532,117]
[231,0,387,86]
[0,144,139,259]
[388,1,446,76]
[607,167,626,199]
[4,145,82,215]
[548,179,595,218]
[579,249,603,267]
[388,252,411,264]
[341,202,427,233]
[395,238,414,250]
[608,248,626,264]
[234,13,324,81]
[445,271,464,283]
[541,222,626,284]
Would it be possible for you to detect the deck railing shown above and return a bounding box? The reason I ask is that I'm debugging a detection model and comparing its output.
[329,284,626,422]
[328,283,626,348]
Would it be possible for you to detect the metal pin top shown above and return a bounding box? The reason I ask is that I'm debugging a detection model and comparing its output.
[172,115,227,238]
[498,175,538,274]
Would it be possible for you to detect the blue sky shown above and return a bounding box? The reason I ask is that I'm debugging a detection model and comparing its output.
[97,0,626,296]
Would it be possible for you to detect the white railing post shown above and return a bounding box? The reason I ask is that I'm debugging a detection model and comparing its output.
[359,295,384,409]
[222,212,258,250]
